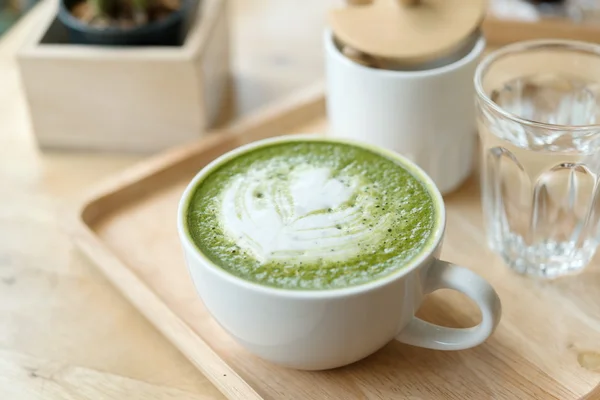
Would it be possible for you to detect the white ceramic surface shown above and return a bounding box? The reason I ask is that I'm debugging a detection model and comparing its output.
[325,30,486,194]
[177,135,502,371]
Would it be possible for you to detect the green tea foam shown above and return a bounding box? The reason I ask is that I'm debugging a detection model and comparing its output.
[186,140,435,290]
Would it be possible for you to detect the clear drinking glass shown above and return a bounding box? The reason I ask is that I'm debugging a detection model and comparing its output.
[475,40,600,278]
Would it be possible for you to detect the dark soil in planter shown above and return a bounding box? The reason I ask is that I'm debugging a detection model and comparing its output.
[71,0,180,29]
[58,0,191,46]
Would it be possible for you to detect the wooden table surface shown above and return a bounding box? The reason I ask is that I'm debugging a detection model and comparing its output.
[0,1,334,398]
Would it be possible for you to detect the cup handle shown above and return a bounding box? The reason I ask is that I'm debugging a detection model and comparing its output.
[395,259,502,350]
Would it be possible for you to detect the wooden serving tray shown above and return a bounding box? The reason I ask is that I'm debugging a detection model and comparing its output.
[67,85,600,399]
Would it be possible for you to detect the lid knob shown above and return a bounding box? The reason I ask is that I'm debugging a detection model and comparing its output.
[398,0,419,6]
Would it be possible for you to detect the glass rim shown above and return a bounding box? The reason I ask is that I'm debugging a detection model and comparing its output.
[474,39,600,132]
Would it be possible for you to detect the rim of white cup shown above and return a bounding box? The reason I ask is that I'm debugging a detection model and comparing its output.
[177,134,446,299]
[324,28,487,78]
[474,39,600,132]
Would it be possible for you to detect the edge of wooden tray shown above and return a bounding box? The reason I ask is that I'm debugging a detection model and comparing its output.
[62,83,325,400]
[482,16,600,46]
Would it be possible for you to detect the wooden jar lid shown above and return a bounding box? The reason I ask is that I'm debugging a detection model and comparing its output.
[329,0,486,65]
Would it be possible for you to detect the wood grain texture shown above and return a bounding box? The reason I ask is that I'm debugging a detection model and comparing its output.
[0,0,335,398]
[482,17,600,46]
[70,88,600,400]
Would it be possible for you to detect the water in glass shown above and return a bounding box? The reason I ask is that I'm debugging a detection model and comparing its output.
[479,72,600,277]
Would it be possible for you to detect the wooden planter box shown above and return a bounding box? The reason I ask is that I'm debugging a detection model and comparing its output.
[17,0,229,152]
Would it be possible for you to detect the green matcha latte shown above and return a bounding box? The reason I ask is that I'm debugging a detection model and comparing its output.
[185,140,437,290]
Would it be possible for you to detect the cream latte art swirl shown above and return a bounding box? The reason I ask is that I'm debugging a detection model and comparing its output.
[221,165,391,264]
[186,140,436,290]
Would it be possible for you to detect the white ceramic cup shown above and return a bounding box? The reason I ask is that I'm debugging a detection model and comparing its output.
[177,135,501,371]
[325,29,487,194]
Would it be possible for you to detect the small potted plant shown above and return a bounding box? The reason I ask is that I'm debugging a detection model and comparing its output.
[58,0,191,46]
[18,0,228,152]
